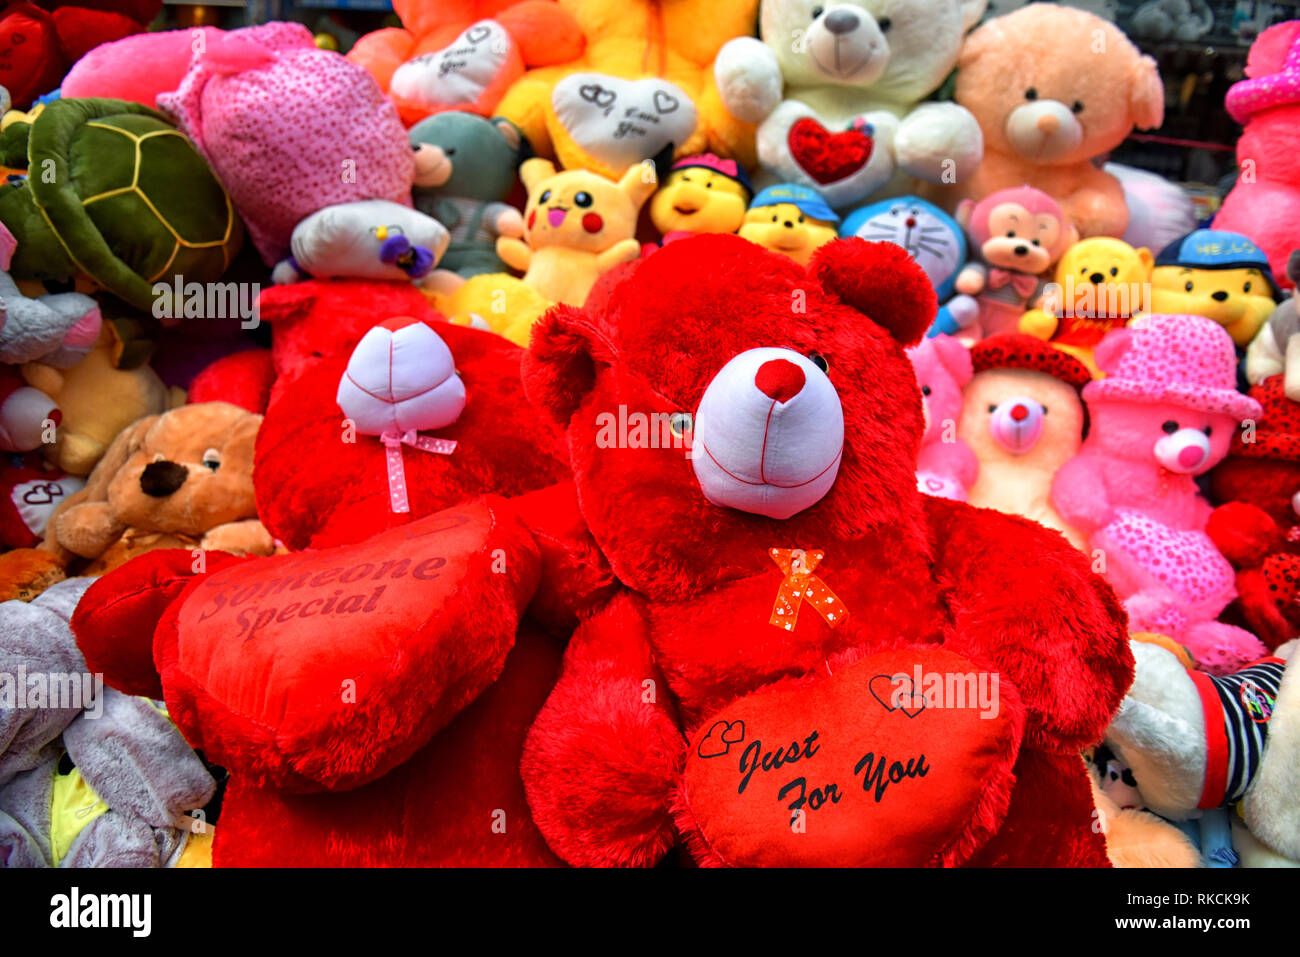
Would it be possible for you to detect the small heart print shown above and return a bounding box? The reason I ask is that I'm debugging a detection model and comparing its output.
[465,25,491,44]
[869,673,926,718]
[21,483,62,506]
[579,84,617,108]
[652,90,679,114]
[696,718,745,758]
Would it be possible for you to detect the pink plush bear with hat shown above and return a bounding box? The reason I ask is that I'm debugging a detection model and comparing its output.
[907,334,977,501]
[1052,314,1268,674]
[1214,20,1300,291]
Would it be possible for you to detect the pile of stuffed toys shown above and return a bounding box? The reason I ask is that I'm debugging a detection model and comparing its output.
[0,0,1297,869]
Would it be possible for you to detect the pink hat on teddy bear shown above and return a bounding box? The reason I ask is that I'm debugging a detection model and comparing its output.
[1084,314,1262,422]
[1225,20,1300,123]
[158,22,415,266]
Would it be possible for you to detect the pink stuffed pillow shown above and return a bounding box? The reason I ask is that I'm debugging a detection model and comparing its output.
[157,22,415,266]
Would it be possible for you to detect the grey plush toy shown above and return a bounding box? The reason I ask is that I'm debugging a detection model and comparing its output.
[0,579,216,867]
[0,222,102,369]
[1245,250,1300,400]
[409,112,525,278]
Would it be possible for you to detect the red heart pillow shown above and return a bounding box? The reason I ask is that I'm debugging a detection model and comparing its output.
[675,648,1023,866]
[155,498,542,793]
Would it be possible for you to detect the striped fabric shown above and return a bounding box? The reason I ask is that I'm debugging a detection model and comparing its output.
[1190,658,1286,809]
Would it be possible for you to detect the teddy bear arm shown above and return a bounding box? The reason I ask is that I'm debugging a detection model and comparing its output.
[521,592,685,867]
[199,519,275,556]
[713,37,783,124]
[71,549,246,699]
[893,103,984,185]
[1050,454,1114,534]
[925,498,1133,752]
[497,236,533,273]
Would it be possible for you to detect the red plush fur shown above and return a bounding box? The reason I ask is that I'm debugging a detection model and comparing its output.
[257,319,569,551]
[187,348,275,415]
[519,234,1130,867]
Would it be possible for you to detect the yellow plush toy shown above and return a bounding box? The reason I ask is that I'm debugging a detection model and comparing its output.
[437,157,656,345]
[649,153,751,243]
[21,323,182,476]
[1149,229,1280,347]
[738,184,839,268]
[494,0,760,178]
[1020,237,1153,376]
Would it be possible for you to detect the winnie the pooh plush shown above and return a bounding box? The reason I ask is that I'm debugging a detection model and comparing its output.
[953,4,1165,238]
[715,0,988,209]
[494,0,761,178]
[738,183,839,266]
[514,234,1130,866]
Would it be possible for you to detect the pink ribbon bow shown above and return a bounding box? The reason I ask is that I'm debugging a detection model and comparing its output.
[380,429,457,514]
[986,268,1039,299]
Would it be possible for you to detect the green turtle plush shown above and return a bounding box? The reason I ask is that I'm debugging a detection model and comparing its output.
[0,98,242,313]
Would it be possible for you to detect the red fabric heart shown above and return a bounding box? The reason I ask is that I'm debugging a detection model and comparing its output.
[787,117,873,186]
[676,649,1022,866]
[157,499,541,793]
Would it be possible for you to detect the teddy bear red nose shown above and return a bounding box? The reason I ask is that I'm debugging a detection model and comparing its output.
[1010,403,1029,421]
[755,359,806,403]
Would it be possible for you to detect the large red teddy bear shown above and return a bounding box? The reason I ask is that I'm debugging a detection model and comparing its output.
[517,234,1133,867]
[71,280,586,866]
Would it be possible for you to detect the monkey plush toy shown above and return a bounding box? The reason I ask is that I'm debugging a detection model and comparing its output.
[950,187,1077,342]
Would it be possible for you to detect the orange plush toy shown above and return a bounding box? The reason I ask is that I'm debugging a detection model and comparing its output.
[953,4,1165,238]
[493,0,760,178]
[347,0,584,127]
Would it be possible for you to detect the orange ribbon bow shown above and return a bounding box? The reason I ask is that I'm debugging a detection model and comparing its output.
[769,547,849,631]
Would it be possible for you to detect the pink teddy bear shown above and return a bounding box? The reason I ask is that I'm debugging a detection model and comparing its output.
[907,334,977,501]
[1052,314,1268,674]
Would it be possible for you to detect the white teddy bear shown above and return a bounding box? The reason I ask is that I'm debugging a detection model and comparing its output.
[715,0,987,209]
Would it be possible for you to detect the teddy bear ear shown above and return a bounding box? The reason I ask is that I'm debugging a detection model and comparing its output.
[959,0,988,33]
[811,239,937,348]
[1130,55,1165,131]
[932,333,974,386]
[254,284,319,328]
[523,304,619,428]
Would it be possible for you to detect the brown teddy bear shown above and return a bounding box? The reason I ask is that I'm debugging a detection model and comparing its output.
[0,402,274,598]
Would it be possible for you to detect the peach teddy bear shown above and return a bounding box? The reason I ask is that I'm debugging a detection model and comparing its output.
[952,4,1165,238]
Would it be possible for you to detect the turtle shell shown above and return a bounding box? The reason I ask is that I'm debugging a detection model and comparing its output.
[25,98,242,312]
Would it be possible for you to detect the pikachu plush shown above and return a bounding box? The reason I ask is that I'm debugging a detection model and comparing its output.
[497,157,657,306]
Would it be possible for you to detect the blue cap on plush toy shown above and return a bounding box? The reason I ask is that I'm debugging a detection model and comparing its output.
[839,196,966,298]
[1157,228,1279,284]
[750,184,839,223]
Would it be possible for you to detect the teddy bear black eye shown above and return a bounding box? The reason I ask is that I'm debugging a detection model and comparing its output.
[574,191,593,208]
[812,5,824,18]
[1071,101,1084,113]
[877,16,892,31]
[808,352,829,373]
[706,181,713,188]
[669,412,693,438]
[1032,238,1041,246]
[202,448,222,471]
[920,384,932,396]
[1162,420,1179,433]
[1006,230,1015,237]
[1204,426,1213,437]
[540,189,552,203]
[1110,267,1118,276]
[1025,88,1038,100]
[1185,280,1194,291]
[988,404,997,413]
[446,147,457,156]
[1244,281,1252,293]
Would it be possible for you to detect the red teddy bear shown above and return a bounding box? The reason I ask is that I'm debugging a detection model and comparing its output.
[1209,374,1300,651]
[72,280,585,866]
[517,234,1132,867]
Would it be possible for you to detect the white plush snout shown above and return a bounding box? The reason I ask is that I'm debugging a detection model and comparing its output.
[691,347,844,519]
[1154,428,1211,474]
[1005,100,1083,161]
[805,4,890,84]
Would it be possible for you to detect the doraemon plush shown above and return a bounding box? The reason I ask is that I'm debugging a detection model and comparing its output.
[840,196,976,335]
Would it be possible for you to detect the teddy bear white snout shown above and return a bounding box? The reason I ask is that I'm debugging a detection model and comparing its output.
[1005,99,1084,162]
[988,395,1045,454]
[691,347,844,519]
[805,5,890,85]
[1153,427,1211,474]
